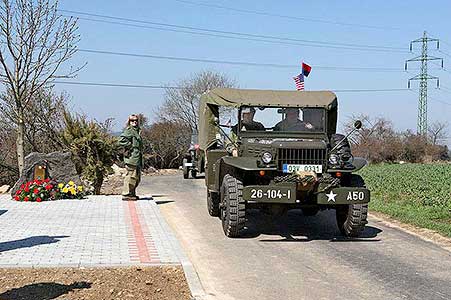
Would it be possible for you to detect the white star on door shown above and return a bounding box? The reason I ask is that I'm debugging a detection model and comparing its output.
[326,191,337,202]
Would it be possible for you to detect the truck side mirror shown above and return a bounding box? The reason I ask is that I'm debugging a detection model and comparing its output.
[354,120,362,129]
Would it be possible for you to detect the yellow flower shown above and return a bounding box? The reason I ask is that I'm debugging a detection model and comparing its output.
[62,187,69,193]
[58,183,64,189]
[69,181,75,186]
[77,186,83,192]
[70,188,76,195]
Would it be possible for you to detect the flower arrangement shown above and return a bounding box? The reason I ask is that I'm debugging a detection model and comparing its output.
[55,181,84,199]
[14,179,85,202]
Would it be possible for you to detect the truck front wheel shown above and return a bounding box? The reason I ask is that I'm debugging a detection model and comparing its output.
[207,190,220,217]
[220,174,245,237]
[335,175,368,237]
[336,203,368,237]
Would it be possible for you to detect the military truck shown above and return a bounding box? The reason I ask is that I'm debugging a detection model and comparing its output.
[199,88,370,238]
[182,132,204,179]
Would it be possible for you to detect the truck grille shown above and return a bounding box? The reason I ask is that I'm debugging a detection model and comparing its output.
[277,148,327,168]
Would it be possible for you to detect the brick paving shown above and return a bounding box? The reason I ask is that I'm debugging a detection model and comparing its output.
[0,194,181,267]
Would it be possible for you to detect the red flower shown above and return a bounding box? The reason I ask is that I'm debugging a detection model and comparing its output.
[15,190,21,195]
[45,184,53,191]
[44,178,50,183]
[24,196,29,202]
[24,187,30,192]
[20,184,25,189]
[14,196,20,201]
[33,188,39,194]
[36,197,42,202]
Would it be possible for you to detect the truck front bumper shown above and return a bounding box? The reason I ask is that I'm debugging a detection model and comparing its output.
[242,183,370,205]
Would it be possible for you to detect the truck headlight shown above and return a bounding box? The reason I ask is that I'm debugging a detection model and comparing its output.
[261,152,272,164]
[328,154,339,165]
[340,152,354,163]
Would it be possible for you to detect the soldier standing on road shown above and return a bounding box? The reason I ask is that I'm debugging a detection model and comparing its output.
[119,114,143,201]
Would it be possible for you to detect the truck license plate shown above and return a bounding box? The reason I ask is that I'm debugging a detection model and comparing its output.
[283,164,322,173]
[243,185,296,203]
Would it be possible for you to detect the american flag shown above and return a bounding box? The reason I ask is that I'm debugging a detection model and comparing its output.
[293,73,305,91]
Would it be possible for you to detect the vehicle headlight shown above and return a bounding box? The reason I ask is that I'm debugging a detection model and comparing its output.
[340,152,354,163]
[328,154,339,165]
[261,152,273,164]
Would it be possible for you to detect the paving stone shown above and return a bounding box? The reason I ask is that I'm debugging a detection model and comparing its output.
[0,194,181,267]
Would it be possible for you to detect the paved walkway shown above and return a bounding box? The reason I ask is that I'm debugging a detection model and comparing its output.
[0,194,182,267]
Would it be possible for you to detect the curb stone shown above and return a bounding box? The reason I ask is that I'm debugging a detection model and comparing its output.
[141,194,207,300]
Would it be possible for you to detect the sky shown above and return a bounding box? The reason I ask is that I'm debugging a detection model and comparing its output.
[53,0,451,143]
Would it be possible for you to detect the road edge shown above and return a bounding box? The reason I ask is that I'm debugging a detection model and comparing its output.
[369,212,451,253]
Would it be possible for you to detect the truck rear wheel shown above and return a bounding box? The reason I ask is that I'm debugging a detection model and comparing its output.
[335,175,368,237]
[220,174,245,237]
[207,190,220,217]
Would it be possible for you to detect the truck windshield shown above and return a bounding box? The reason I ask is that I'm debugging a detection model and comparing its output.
[238,107,325,133]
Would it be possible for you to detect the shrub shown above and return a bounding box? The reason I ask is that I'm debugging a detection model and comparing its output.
[61,112,116,194]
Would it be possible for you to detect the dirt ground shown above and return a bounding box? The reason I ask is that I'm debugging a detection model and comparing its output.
[0,266,191,300]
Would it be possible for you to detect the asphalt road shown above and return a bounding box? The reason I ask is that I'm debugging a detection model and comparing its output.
[139,174,451,300]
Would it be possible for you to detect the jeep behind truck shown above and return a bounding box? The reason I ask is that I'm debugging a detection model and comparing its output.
[198,88,370,238]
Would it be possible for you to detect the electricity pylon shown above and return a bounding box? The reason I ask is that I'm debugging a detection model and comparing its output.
[405,31,443,135]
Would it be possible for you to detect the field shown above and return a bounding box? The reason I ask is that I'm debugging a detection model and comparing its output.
[358,163,451,238]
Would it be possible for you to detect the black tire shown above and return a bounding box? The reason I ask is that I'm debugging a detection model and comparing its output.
[182,158,189,179]
[207,190,220,217]
[335,175,368,237]
[220,174,245,237]
[191,169,197,179]
[301,207,319,216]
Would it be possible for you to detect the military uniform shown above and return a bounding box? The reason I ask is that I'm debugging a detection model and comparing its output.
[118,126,143,199]
[274,119,312,131]
[232,120,265,133]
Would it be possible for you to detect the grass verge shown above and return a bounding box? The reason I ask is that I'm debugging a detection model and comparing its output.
[358,163,451,238]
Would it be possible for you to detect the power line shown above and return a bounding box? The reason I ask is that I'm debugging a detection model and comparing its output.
[77,47,404,72]
[53,81,179,89]
[172,0,404,31]
[440,85,451,93]
[60,9,408,53]
[333,88,410,92]
[52,80,412,93]
[407,88,451,107]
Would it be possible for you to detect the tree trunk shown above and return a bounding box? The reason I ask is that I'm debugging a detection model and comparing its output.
[16,116,25,176]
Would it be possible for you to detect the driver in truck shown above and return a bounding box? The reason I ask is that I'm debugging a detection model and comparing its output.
[274,108,314,131]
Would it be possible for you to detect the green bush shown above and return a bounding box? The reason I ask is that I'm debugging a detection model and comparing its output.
[61,111,116,194]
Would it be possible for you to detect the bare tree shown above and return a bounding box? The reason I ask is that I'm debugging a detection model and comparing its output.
[428,121,448,145]
[0,0,82,175]
[142,121,191,169]
[158,70,236,133]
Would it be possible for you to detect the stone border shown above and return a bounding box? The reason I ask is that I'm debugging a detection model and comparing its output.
[140,194,207,300]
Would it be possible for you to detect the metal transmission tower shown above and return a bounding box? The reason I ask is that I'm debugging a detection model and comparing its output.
[405,31,443,135]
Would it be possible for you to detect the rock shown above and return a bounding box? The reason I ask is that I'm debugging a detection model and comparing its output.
[111,163,127,176]
[0,185,10,194]
[11,151,82,196]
